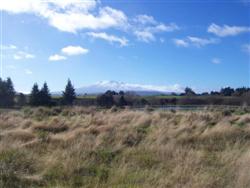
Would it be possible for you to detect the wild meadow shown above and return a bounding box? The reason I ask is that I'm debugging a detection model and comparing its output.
[1,0,249,187]
[1,106,250,188]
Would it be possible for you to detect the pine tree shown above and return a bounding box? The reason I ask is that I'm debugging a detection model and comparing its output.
[0,78,6,107]
[17,93,26,106]
[6,77,15,106]
[97,94,114,107]
[184,87,196,96]
[0,77,15,107]
[40,82,51,106]
[30,83,40,106]
[62,79,76,105]
[118,95,127,107]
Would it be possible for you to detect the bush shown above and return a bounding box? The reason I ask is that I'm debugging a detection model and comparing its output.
[222,109,232,116]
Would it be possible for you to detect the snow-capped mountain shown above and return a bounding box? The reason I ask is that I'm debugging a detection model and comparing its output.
[73,81,183,95]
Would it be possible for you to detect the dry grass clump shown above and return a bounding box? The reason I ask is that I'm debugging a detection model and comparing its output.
[33,117,69,134]
[2,130,35,143]
[0,106,250,187]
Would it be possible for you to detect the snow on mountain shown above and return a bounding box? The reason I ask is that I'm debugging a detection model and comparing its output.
[74,81,183,95]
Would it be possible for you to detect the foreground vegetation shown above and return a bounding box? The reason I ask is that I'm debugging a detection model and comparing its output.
[1,107,250,187]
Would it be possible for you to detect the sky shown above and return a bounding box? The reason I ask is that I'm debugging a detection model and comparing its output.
[0,0,250,93]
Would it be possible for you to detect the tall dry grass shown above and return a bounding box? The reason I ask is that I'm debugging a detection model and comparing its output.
[0,106,250,187]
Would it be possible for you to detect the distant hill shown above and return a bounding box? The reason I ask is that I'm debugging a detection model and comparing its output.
[53,81,182,96]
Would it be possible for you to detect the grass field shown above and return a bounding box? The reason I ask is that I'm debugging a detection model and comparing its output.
[0,107,250,187]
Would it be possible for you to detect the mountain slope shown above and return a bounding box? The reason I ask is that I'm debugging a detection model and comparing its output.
[74,81,183,95]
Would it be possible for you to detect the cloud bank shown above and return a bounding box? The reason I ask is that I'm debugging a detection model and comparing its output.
[133,15,179,42]
[87,32,129,46]
[173,36,219,48]
[0,0,178,44]
[208,23,250,37]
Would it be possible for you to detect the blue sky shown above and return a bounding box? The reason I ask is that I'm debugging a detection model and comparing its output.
[0,0,250,93]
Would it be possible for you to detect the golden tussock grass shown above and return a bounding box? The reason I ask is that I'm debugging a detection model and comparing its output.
[0,106,250,187]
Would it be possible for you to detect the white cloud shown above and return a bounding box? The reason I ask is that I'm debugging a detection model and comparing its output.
[0,0,49,14]
[211,58,221,64]
[24,69,32,75]
[0,45,35,60]
[49,45,89,61]
[0,1,128,33]
[242,44,250,54]
[49,54,67,61]
[134,30,155,42]
[87,32,128,46]
[13,51,35,60]
[134,23,178,42]
[47,0,97,12]
[47,6,128,33]
[187,36,219,47]
[173,39,189,47]
[133,15,179,42]
[1,44,17,50]
[134,15,157,25]
[0,1,178,43]
[208,23,250,37]
[173,36,219,48]
[146,23,179,33]
[61,45,89,56]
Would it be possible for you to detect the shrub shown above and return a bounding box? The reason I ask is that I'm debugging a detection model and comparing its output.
[222,109,232,116]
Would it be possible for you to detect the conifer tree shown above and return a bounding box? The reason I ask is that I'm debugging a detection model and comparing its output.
[0,77,15,107]
[30,83,40,106]
[6,78,15,106]
[17,93,26,106]
[118,95,127,106]
[40,82,51,106]
[62,79,76,105]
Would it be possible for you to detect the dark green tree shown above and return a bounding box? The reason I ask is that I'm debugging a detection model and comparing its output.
[0,77,15,107]
[39,82,51,106]
[6,78,15,106]
[140,98,149,106]
[62,79,76,105]
[119,91,125,95]
[29,83,40,106]
[118,95,127,106]
[220,87,234,96]
[0,78,7,107]
[184,87,196,96]
[96,94,114,107]
[16,93,26,106]
[233,87,249,96]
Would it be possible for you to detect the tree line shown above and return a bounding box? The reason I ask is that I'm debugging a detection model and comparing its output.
[96,87,250,107]
[96,90,128,107]
[0,78,76,107]
[180,87,250,97]
[0,77,249,108]
[29,79,76,106]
